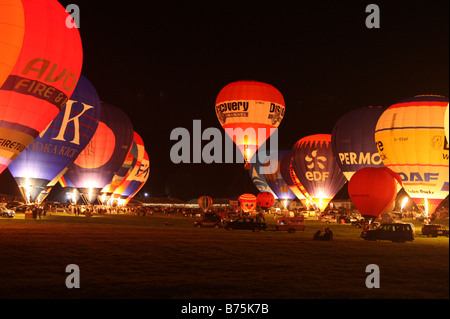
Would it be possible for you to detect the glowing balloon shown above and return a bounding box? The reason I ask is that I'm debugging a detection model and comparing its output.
[331,106,386,181]
[348,167,402,218]
[8,75,100,203]
[0,0,83,174]
[0,0,25,88]
[279,155,314,209]
[198,196,213,212]
[238,193,257,213]
[291,134,347,212]
[122,150,150,205]
[101,131,144,203]
[256,191,275,209]
[63,102,134,204]
[375,95,449,215]
[215,80,285,168]
[248,155,277,198]
[262,150,296,200]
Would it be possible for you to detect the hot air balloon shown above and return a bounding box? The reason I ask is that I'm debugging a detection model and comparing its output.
[62,102,134,205]
[262,150,296,201]
[8,75,101,203]
[291,134,347,212]
[215,80,285,169]
[238,193,257,213]
[0,0,83,174]
[280,155,314,209]
[248,155,277,198]
[101,131,144,204]
[0,0,25,88]
[113,138,149,205]
[375,95,449,216]
[198,196,213,212]
[256,192,275,210]
[348,167,402,218]
[118,150,150,206]
[331,106,386,181]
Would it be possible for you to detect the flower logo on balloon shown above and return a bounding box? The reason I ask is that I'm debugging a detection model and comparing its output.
[305,150,327,170]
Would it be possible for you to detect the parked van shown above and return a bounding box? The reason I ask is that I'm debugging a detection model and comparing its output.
[275,216,305,233]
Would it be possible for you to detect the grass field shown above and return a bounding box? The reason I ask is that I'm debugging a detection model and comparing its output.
[0,212,448,299]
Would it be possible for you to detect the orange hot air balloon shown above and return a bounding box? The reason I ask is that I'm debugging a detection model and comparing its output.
[0,0,25,88]
[215,80,285,168]
[198,196,213,212]
[348,167,402,218]
[0,0,83,174]
[238,193,257,213]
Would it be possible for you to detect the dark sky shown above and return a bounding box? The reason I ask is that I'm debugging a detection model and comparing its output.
[1,0,449,201]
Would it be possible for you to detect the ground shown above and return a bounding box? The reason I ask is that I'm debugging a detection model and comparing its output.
[0,212,448,300]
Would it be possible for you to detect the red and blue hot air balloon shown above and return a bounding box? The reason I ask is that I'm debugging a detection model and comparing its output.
[262,150,296,201]
[8,75,100,203]
[331,106,386,181]
[0,0,83,174]
[121,150,150,205]
[100,131,144,204]
[280,154,315,209]
[62,102,134,205]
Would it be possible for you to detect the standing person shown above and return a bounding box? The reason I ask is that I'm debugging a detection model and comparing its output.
[32,205,37,219]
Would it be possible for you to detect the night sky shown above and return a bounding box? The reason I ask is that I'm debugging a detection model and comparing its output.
[1,0,449,201]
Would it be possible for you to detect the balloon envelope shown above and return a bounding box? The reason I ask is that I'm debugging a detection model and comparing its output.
[0,0,24,88]
[215,80,285,164]
[198,196,213,212]
[0,0,83,174]
[63,102,134,204]
[348,167,401,218]
[121,150,150,205]
[280,155,315,208]
[238,193,257,212]
[262,150,296,200]
[248,156,277,198]
[8,75,101,202]
[375,95,449,215]
[256,191,275,208]
[331,106,386,181]
[291,134,347,211]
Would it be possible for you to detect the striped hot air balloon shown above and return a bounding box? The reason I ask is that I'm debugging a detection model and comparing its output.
[122,150,150,205]
[198,196,213,212]
[238,193,257,213]
[375,95,449,216]
[101,132,144,204]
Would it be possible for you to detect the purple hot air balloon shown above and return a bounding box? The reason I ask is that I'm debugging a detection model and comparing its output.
[62,101,134,205]
[291,134,347,212]
[331,106,386,181]
[8,75,101,203]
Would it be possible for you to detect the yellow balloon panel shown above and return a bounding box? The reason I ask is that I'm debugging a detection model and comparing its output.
[375,97,449,202]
